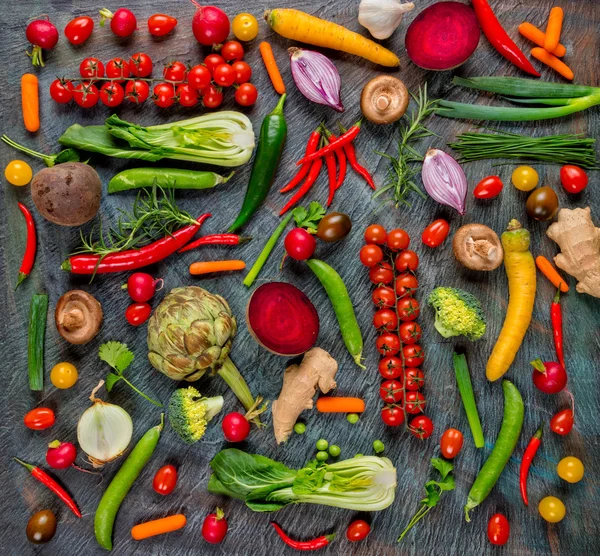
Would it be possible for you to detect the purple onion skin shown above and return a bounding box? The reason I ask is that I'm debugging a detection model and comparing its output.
[421,149,467,215]
[289,47,344,112]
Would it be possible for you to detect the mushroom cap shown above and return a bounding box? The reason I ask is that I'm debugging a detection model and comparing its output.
[452,224,504,271]
[360,76,409,125]
[55,290,103,344]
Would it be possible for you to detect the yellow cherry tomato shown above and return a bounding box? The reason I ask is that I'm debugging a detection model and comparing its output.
[5,160,33,186]
[557,456,584,483]
[232,13,259,41]
[511,166,539,192]
[538,496,566,523]
[50,362,78,389]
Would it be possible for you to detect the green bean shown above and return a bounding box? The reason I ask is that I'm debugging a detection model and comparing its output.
[465,381,524,521]
[107,168,233,193]
[453,352,485,448]
[28,294,48,391]
[95,415,164,550]
[306,259,364,368]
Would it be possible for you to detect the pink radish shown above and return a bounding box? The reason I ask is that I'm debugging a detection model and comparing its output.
[46,441,77,469]
[531,359,567,394]
[26,17,59,67]
[99,8,137,37]
[123,272,163,302]
[191,2,230,46]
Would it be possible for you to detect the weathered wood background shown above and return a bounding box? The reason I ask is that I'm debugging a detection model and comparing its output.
[1,1,599,554]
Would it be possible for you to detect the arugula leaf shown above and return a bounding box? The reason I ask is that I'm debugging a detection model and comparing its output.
[431,458,453,480]
[99,341,134,373]
[292,201,325,233]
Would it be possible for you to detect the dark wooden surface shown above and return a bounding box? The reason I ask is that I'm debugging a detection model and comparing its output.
[1,1,599,554]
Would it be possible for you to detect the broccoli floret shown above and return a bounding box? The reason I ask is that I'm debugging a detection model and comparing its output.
[168,386,224,444]
[428,287,486,341]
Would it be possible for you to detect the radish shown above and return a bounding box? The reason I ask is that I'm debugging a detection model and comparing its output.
[46,440,77,469]
[123,272,163,302]
[191,2,230,46]
[99,8,137,37]
[202,508,228,543]
[26,17,59,67]
[531,359,567,394]
[405,1,480,71]
[284,228,316,260]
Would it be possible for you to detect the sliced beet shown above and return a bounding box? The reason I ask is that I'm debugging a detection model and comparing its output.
[246,282,319,356]
[405,1,480,71]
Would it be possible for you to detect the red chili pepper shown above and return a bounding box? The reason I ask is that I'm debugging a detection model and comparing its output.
[323,129,347,190]
[338,123,376,190]
[324,143,338,207]
[280,129,321,193]
[178,233,250,253]
[519,426,543,506]
[279,158,323,215]
[62,214,211,274]
[16,202,37,289]
[472,0,540,77]
[551,288,565,369]
[271,522,335,551]
[295,122,361,166]
[14,457,82,518]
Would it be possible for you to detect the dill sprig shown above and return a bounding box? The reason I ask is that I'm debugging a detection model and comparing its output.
[374,85,438,208]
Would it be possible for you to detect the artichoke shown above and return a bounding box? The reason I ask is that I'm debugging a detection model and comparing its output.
[148,286,260,419]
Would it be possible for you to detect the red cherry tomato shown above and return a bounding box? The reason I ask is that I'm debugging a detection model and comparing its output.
[378,356,403,379]
[364,224,387,245]
[204,54,225,74]
[405,391,426,414]
[360,244,384,267]
[64,16,94,45]
[153,83,176,108]
[221,40,245,61]
[487,513,510,545]
[222,412,250,442]
[99,82,125,107]
[381,405,404,426]
[231,61,252,84]
[202,509,228,544]
[409,415,433,439]
[395,250,419,272]
[421,219,450,247]
[80,57,104,78]
[403,344,424,367]
[213,63,235,87]
[380,379,403,403]
[373,308,398,331]
[49,79,73,104]
[105,57,130,82]
[395,273,418,297]
[125,303,152,326]
[397,297,420,321]
[550,409,574,435]
[234,83,258,106]
[560,165,588,194]
[163,61,187,83]
[24,407,55,430]
[125,80,150,104]
[376,333,400,356]
[440,428,464,458]
[177,83,199,107]
[188,64,212,90]
[129,52,153,77]
[346,519,370,542]
[372,286,395,308]
[386,228,410,251]
[202,85,224,109]
[147,14,178,36]
[152,464,178,495]
[399,322,421,344]
[405,368,424,391]
[369,262,394,285]
[73,82,99,108]
[474,175,503,199]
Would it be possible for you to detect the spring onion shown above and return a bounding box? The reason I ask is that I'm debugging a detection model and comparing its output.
[28,294,48,391]
[453,352,484,448]
[421,149,467,215]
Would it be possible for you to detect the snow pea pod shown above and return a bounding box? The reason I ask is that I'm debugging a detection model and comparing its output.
[306,258,364,368]
[107,168,233,193]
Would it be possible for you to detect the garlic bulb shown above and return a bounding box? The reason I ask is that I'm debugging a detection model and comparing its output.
[77,381,133,468]
[358,0,415,40]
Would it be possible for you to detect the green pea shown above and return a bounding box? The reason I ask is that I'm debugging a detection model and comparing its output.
[294,422,306,434]
[316,451,329,462]
[347,413,360,424]
[329,445,341,457]
[316,439,328,451]
[354,453,364,458]
[373,440,385,454]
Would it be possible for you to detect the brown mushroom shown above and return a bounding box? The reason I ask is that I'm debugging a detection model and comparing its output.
[452,224,504,271]
[360,76,409,125]
[55,290,103,344]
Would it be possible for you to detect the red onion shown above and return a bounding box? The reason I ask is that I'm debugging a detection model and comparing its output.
[289,47,343,112]
[421,149,468,215]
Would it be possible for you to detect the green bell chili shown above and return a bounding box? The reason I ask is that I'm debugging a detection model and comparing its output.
[108,168,234,193]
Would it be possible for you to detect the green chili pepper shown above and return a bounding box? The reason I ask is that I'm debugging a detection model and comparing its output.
[229,94,287,232]
[306,258,364,368]
[107,168,234,193]
[28,294,48,391]
[465,380,524,521]
[95,415,164,550]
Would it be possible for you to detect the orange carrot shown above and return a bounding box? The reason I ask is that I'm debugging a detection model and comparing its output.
[316,397,365,413]
[131,514,187,541]
[518,22,566,57]
[259,42,286,95]
[189,260,246,275]
[21,74,40,132]
[544,7,564,52]
[535,256,569,292]
[530,47,573,80]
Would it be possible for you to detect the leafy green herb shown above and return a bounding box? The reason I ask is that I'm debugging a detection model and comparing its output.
[2,135,80,167]
[398,458,456,542]
[292,201,326,233]
[374,85,438,208]
[99,342,162,406]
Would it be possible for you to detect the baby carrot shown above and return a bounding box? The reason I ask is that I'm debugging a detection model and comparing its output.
[518,22,566,57]
[544,7,564,52]
[316,397,365,413]
[535,256,569,292]
[131,514,187,541]
[530,47,573,80]
[259,42,286,95]
[189,260,246,275]
[21,74,40,132]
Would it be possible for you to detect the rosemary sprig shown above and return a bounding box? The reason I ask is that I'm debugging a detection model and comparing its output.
[374,85,438,208]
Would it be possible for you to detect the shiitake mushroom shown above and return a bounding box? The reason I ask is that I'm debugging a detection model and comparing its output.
[452,223,504,271]
[360,76,409,125]
[55,290,103,344]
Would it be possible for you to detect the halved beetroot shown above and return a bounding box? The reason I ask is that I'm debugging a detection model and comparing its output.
[405,1,480,71]
[246,282,319,356]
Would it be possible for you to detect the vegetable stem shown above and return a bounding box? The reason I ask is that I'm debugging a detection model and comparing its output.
[120,377,163,407]
[453,352,484,448]
[218,357,265,426]
[28,294,48,391]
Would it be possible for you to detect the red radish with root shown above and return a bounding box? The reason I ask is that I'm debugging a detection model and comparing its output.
[26,17,59,67]
[191,2,230,46]
[531,358,567,394]
[99,8,137,37]
[46,441,99,474]
[284,228,316,260]
[123,272,163,302]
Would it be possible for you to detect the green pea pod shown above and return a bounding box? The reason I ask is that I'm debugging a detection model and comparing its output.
[465,380,524,521]
[95,415,164,550]
[107,168,233,193]
[306,258,364,368]
[228,94,287,232]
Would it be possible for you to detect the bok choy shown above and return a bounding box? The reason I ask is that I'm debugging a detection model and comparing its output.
[59,113,255,167]
[207,449,397,512]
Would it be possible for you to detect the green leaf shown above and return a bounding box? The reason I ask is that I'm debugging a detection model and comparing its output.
[431,458,453,480]
[421,483,441,508]
[293,201,325,233]
[426,476,455,493]
[105,372,121,392]
[99,341,134,374]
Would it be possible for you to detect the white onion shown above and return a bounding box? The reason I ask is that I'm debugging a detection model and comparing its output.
[421,149,468,215]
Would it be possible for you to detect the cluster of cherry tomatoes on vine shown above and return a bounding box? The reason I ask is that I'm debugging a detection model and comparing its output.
[360,225,433,439]
[49,41,257,110]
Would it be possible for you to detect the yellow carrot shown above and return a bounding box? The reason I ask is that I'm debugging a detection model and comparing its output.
[189,260,246,275]
[316,397,365,413]
[518,22,566,57]
[535,256,569,292]
[531,47,573,81]
[259,42,286,94]
[21,74,40,133]
[131,514,186,541]
[544,7,564,52]
[264,9,400,67]
[486,220,536,382]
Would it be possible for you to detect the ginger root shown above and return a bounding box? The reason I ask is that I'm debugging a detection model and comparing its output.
[272,347,338,444]
[547,207,600,298]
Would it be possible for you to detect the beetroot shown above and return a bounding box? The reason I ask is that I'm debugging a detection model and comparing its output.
[531,359,567,394]
[405,1,480,71]
[246,282,319,356]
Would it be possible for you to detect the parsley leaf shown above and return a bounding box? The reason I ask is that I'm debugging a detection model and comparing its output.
[421,483,441,507]
[431,458,453,480]
[292,201,325,233]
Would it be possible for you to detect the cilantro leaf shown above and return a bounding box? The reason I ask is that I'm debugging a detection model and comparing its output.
[292,201,325,233]
[421,483,441,508]
[99,342,134,374]
[105,372,121,392]
[431,458,453,480]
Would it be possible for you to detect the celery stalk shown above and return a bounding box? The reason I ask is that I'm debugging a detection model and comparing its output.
[453,352,484,448]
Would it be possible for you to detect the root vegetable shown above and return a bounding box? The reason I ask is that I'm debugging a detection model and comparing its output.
[272,348,338,444]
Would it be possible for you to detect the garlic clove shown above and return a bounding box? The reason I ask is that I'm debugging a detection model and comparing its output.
[358,0,415,40]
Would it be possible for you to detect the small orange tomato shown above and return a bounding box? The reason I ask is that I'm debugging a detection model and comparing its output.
[440,428,464,459]
[421,219,450,247]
